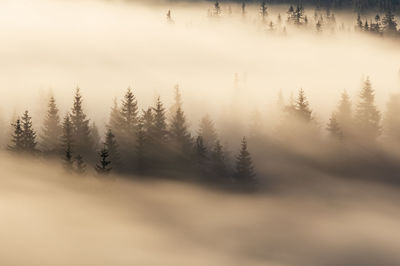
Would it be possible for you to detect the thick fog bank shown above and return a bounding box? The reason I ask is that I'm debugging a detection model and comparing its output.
[1,153,400,266]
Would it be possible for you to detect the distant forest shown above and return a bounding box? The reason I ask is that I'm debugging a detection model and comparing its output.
[4,76,400,189]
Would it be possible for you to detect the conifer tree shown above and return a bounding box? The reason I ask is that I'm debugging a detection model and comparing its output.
[61,115,74,171]
[120,88,138,137]
[104,128,120,168]
[95,145,111,175]
[198,115,218,150]
[169,84,182,121]
[21,110,37,153]
[153,96,168,143]
[327,112,343,139]
[70,87,92,158]
[169,106,193,154]
[354,77,381,139]
[336,90,352,136]
[195,136,207,160]
[295,89,312,122]
[234,137,256,185]
[135,116,147,172]
[8,118,24,152]
[41,96,62,154]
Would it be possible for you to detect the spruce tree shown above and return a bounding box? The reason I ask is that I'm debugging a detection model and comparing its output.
[21,110,37,153]
[153,96,168,143]
[120,87,138,137]
[198,115,218,150]
[354,77,381,139]
[295,89,312,122]
[70,87,92,158]
[234,137,256,185]
[41,96,62,154]
[169,106,193,154]
[8,118,24,152]
[95,145,112,175]
[135,116,147,172]
[61,115,74,171]
[104,128,120,168]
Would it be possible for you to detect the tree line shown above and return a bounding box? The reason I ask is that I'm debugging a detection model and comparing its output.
[5,86,256,189]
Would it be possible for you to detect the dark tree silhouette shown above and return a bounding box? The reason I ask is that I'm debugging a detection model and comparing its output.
[104,128,120,169]
[120,88,138,138]
[61,115,74,171]
[295,89,312,122]
[169,106,193,154]
[153,96,168,143]
[95,145,112,175]
[354,77,381,139]
[211,140,228,180]
[41,96,62,154]
[21,110,37,153]
[70,87,92,158]
[8,118,24,152]
[234,137,256,185]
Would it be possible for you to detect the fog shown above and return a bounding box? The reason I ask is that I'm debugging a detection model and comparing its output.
[2,1,400,264]
[1,153,400,266]
[0,0,400,125]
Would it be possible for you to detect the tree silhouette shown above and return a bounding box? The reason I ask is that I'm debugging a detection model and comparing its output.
[95,145,112,175]
[295,89,312,122]
[120,88,138,138]
[169,106,193,154]
[153,96,168,143]
[61,115,74,172]
[70,87,92,158]
[41,96,62,154]
[21,110,37,153]
[354,77,381,139]
[104,128,120,169]
[107,98,123,136]
[8,118,24,152]
[234,137,256,185]
[211,140,228,180]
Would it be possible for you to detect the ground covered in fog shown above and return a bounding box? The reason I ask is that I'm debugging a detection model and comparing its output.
[1,153,400,266]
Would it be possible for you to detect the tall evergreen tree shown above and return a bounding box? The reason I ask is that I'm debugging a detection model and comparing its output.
[8,118,24,152]
[234,137,256,185]
[41,96,62,154]
[153,96,168,143]
[70,87,92,158]
[354,77,381,139]
[295,89,312,122]
[95,145,112,175]
[61,115,74,171]
[120,88,139,137]
[135,116,147,172]
[104,128,120,169]
[20,110,37,153]
[169,106,193,154]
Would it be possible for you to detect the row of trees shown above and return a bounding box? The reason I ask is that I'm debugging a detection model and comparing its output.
[6,87,257,189]
[356,11,399,35]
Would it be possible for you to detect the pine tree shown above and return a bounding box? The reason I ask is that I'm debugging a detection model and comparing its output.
[41,96,62,154]
[295,89,312,122]
[153,96,168,143]
[234,137,256,185]
[382,10,398,34]
[70,87,92,158]
[95,145,112,175]
[354,77,381,139]
[327,112,343,139]
[21,110,37,153]
[8,118,24,152]
[61,115,74,171]
[198,115,218,150]
[169,106,193,154]
[195,136,207,160]
[135,116,147,172]
[120,87,138,137]
[104,128,120,168]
